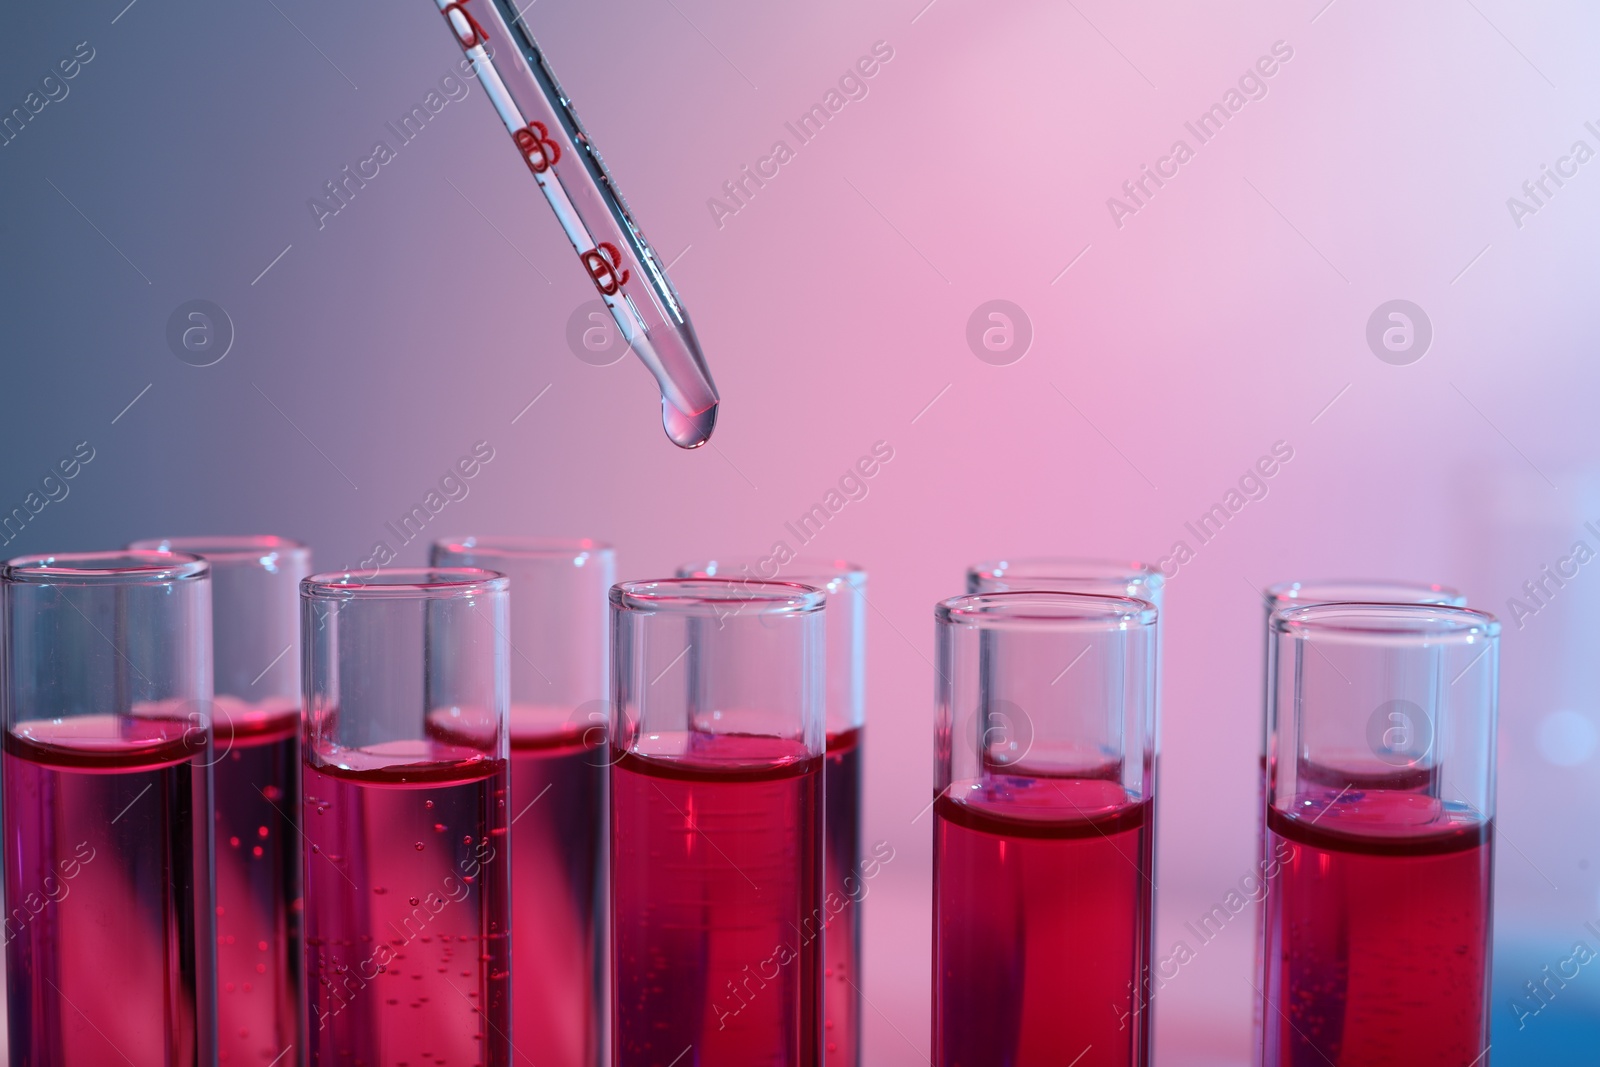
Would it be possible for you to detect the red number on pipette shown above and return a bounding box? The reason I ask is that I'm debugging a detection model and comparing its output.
[441,2,490,48]
[513,122,562,174]
[581,243,630,296]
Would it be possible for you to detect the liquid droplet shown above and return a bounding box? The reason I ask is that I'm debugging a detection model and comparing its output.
[662,398,717,449]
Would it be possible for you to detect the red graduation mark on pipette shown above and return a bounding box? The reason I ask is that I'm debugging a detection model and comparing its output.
[513,122,561,173]
[442,2,490,48]
[581,243,630,296]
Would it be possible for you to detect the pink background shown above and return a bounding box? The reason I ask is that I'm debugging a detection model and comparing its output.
[4,0,1600,1061]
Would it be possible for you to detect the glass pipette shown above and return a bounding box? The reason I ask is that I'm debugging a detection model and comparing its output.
[433,0,720,448]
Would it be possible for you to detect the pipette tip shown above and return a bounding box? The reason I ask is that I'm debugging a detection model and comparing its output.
[663,399,718,449]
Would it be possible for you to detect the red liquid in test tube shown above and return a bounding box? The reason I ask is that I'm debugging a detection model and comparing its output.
[302,751,510,1063]
[5,723,215,1065]
[423,707,603,1063]
[822,724,863,1066]
[212,696,301,1058]
[1262,781,1492,1065]
[497,710,605,1063]
[935,780,1154,1066]
[612,735,822,1065]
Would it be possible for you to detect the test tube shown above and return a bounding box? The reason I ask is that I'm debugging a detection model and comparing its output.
[2,551,217,1065]
[1249,581,1465,1066]
[677,559,866,1067]
[431,536,614,1067]
[300,569,511,1066]
[130,535,310,1063]
[933,592,1158,1067]
[610,579,824,1066]
[1259,603,1498,1065]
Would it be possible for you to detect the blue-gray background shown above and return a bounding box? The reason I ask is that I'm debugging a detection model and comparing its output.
[4,0,1600,1061]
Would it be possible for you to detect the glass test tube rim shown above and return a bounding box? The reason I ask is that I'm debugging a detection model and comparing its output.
[2,549,209,585]
[967,555,1164,592]
[433,534,615,563]
[1274,600,1499,645]
[302,566,509,600]
[128,534,309,568]
[676,556,866,595]
[1263,577,1465,612]
[937,589,1157,631]
[611,576,826,616]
